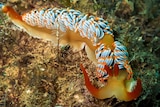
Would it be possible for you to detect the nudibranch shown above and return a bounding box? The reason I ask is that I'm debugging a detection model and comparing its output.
[0,3,142,101]
[80,64,142,101]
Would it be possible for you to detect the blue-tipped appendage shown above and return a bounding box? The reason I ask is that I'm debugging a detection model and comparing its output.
[0,3,4,9]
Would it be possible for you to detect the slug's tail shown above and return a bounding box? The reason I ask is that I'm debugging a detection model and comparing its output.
[0,3,22,21]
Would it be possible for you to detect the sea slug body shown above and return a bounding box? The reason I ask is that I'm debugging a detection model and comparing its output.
[0,3,141,101]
